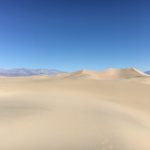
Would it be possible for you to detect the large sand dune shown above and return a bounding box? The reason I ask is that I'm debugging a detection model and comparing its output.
[0,69,150,150]
[56,68,148,80]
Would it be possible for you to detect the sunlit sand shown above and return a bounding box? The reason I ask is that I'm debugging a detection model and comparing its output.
[0,68,150,150]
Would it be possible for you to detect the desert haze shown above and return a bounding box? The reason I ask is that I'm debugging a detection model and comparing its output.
[0,68,150,150]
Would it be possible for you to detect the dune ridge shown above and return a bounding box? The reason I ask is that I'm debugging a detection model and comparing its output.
[56,67,149,80]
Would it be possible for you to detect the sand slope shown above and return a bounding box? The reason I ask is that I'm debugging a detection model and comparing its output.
[0,72,150,150]
[98,67,148,79]
[57,68,148,80]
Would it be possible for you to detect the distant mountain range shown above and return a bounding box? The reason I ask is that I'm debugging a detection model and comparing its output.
[145,71,150,75]
[0,68,63,76]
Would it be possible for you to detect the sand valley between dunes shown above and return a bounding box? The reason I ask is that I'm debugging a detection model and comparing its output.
[0,68,150,150]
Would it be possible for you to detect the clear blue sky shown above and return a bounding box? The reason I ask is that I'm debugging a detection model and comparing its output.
[0,0,149,71]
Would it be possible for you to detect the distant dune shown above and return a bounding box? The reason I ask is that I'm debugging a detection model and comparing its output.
[0,68,150,150]
[97,67,147,79]
[56,67,148,80]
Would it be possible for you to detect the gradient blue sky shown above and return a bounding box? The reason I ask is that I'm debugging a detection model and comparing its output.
[0,0,149,71]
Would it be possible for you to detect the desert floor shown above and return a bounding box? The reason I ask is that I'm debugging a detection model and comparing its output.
[0,77,150,150]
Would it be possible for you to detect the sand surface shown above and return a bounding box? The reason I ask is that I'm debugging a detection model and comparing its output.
[0,75,150,150]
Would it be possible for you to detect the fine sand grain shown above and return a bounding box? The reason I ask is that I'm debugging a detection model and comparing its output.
[0,74,150,150]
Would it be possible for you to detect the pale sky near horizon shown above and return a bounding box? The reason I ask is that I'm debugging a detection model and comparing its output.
[0,0,149,71]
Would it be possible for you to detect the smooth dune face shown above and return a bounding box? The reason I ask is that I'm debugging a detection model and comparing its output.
[58,68,149,80]
[0,76,150,150]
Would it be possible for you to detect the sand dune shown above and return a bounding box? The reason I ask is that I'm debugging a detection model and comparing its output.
[55,68,148,80]
[0,69,150,150]
[98,67,147,79]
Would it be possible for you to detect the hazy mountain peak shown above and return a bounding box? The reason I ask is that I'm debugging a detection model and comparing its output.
[0,68,63,76]
[145,71,150,75]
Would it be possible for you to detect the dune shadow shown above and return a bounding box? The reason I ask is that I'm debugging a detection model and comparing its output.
[0,99,50,121]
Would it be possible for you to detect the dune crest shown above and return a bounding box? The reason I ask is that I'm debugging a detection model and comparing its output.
[98,67,147,79]
[60,68,148,80]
